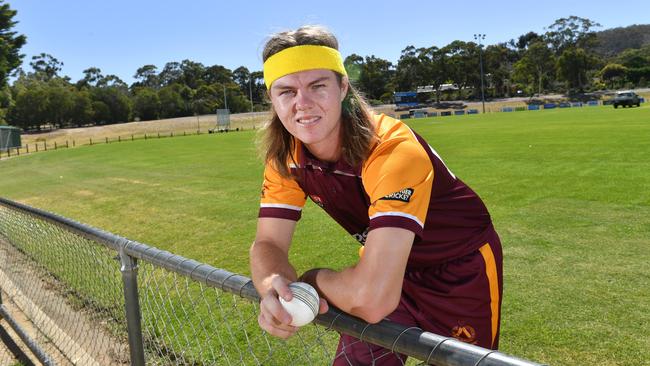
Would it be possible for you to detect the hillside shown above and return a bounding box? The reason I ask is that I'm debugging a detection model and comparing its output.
[595,24,650,57]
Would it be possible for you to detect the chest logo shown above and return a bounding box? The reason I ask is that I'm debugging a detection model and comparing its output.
[380,188,414,203]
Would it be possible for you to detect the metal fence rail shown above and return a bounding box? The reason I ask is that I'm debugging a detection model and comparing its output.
[0,197,544,366]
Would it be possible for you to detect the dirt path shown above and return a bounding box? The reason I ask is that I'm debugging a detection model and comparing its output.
[0,239,129,365]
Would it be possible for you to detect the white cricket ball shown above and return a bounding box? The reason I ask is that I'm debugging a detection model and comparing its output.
[279,282,319,327]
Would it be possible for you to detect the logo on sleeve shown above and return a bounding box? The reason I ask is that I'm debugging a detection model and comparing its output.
[261,184,269,198]
[380,188,414,203]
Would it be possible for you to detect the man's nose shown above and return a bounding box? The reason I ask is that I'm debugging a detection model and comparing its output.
[295,90,314,110]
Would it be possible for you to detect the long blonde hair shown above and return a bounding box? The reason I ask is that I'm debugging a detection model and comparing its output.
[261,25,377,178]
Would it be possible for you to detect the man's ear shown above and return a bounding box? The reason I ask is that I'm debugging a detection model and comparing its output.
[340,76,349,101]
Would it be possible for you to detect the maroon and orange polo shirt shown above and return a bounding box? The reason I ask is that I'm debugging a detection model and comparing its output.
[259,114,494,266]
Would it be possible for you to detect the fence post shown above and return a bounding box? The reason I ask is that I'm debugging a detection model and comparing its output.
[118,243,146,366]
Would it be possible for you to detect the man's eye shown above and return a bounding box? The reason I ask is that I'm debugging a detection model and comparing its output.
[313,84,326,89]
[280,90,295,96]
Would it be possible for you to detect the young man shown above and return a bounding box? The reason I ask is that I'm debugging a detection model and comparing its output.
[250,25,503,365]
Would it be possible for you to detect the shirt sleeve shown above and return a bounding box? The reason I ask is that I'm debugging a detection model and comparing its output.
[362,136,433,237]
[259,162,307,221]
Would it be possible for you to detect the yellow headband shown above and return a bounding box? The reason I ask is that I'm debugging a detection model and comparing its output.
[263,45,347,89]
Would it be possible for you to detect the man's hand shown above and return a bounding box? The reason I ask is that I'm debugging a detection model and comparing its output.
[251,218,300,338]
[257,274,298,339]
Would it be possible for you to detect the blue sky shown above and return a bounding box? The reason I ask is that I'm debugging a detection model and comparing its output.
[9,0,650,84]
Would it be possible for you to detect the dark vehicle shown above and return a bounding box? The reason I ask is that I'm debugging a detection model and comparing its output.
[612,91,641,108]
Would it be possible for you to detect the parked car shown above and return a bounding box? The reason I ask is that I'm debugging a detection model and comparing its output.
[612,91,641,108]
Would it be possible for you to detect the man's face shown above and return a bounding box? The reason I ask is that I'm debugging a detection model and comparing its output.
[269,69,348,160]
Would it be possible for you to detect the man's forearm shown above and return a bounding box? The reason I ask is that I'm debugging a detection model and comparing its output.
[250,240,298,296]
[306,266,402,323]
[300,228,414,323]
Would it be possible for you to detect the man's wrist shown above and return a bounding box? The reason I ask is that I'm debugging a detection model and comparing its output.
[299,268,325,295]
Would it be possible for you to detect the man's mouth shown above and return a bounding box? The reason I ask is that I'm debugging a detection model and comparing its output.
[297,116,321,125]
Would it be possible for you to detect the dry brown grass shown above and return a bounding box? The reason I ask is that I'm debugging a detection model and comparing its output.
[4,90,648,159]
[19,112,270,146]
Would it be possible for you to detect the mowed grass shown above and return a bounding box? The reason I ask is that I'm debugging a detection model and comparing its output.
[1,104,649,365]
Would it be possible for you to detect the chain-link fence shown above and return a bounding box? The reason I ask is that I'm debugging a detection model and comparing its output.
[0,198,544,366]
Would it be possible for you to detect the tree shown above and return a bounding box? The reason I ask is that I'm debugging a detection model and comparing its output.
[512,41,555,95]
[443,41,480,98]
[626,67,650,86]
[344,53,364,83]
[91,86,131,124]
[97,74,128,89]
[77,67,103,88]
[133,88,160,121]
[204,65,232,85]
[133,65,159,89]
[192,84,220,115]
[179,59,206,89]
[249,71,266,107]
[394,46,420,91]
[556,47,593,91]
[0,1,27,88]
[394,46,448,101]
[29,53,64,81]
[158,85,185,118]
[69,90,94,127]
[44,78,75,127]
[616,46,650,69]
[223,83,250,113]
[514,32,542,51]
[0,84,12,123]
[92,100,111,125]
[600,64,628,88]
[233,66,250,95]
[544,16,602,54]
[357,55,393,101]
[159,61,182,86]
[8,83,49,130]
[484,44,518,97]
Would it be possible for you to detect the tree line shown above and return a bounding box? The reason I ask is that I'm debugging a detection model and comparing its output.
[1,2,649,131]
[7,54,266,130]
[347,17,650,104]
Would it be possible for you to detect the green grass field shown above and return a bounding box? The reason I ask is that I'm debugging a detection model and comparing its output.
[1,104,649,365]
